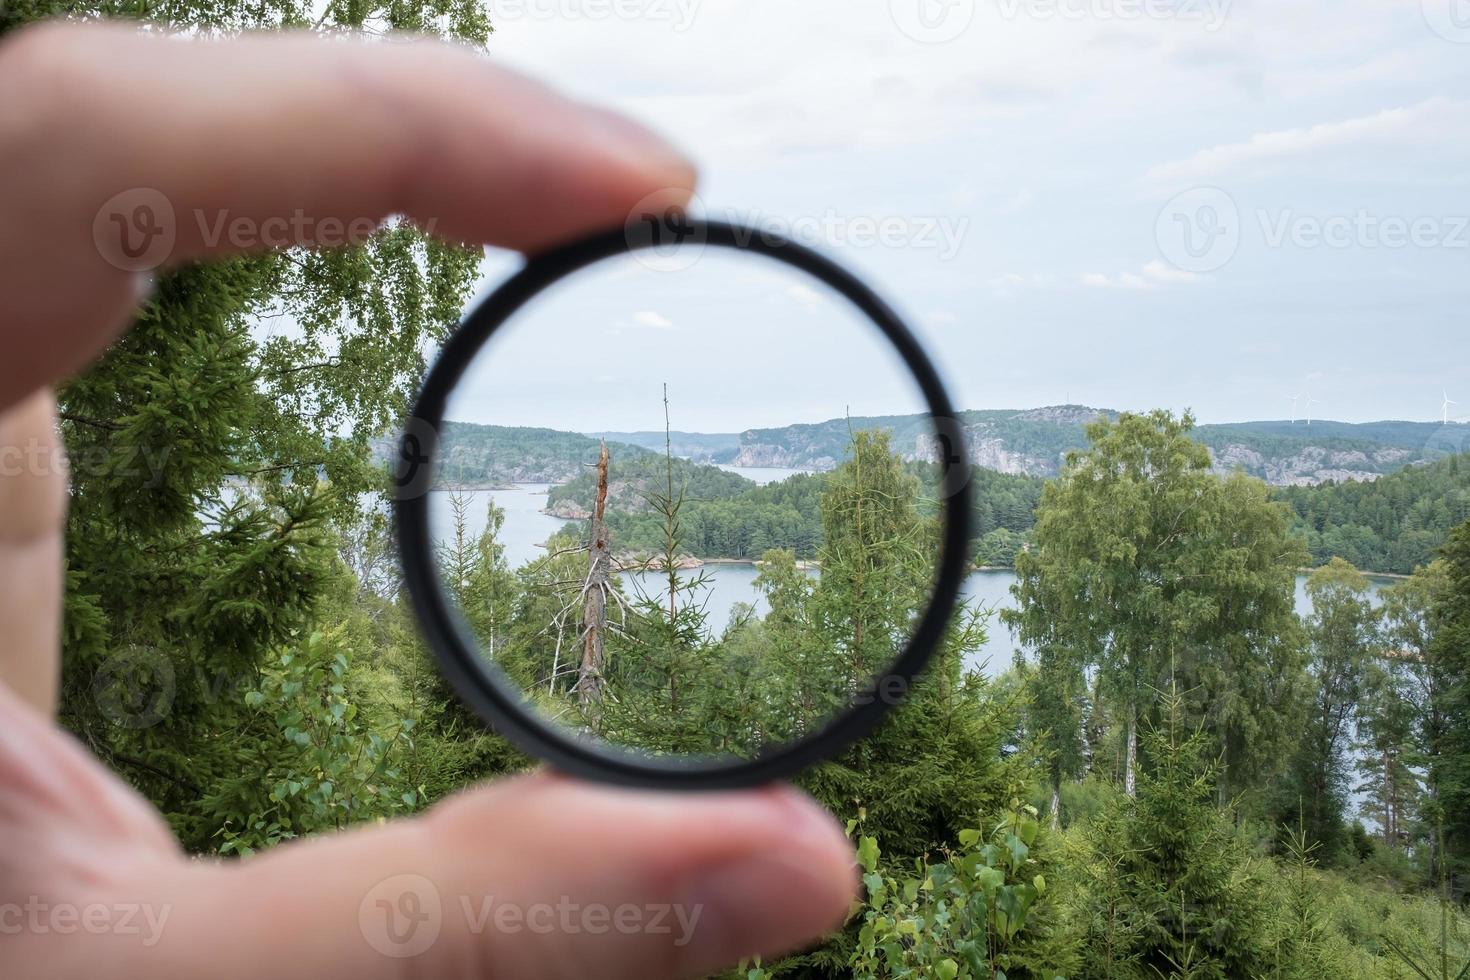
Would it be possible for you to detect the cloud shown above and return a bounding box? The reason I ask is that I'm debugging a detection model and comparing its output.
[987,272,1055,297]
[1141,260,1198,285]
[785,284,824,308]
[1146,97,1470,186]
[632,310,675,330]
[1083,263,1200,290]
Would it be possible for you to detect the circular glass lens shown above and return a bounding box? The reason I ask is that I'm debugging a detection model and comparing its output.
[421,238,957,764]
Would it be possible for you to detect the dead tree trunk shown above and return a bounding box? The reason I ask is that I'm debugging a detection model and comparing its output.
[577,442,611,713]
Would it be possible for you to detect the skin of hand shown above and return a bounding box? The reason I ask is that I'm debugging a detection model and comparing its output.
[0,23,857,980]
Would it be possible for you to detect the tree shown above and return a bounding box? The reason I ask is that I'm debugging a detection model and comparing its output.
[812,429,935,688]
[1015,644,1089,831]
[1426,521,1470,895]
[752,432,1034,977]
[438,492,516,658]
[1074,685,1272,979]
[1381,558,1455,875]
[849,806,1076,980]
[1007,411,1306,799]
[1276,559,1377,858]
[1355,653,1421,852]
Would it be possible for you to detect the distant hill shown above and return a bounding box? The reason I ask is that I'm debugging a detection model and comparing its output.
[587,430,742,463]
[545,453,756,520]
[374,410,1469,491]
[587,407,1467,487]
[367,414,1470,572]
[371,422,655,487]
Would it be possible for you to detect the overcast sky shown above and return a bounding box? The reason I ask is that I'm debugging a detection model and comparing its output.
[457,0,1470,430]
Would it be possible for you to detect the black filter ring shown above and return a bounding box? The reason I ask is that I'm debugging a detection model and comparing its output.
[395,218,972,790]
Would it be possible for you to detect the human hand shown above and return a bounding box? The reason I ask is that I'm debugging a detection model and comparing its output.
[0,24,856,979]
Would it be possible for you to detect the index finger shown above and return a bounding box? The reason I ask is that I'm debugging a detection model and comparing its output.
[0,23,696,407]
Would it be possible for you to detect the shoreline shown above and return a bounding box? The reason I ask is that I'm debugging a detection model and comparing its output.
[438,487,1421,583]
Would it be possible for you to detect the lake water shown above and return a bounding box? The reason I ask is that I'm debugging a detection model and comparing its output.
[429,484,1395,680]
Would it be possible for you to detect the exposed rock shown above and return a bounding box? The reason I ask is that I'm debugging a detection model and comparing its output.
[1210,442,1387,486]
[911,431,1062,477]
[732,443,838,470]
[1010,405,1111,425]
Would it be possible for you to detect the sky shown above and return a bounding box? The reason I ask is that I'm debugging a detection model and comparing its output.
[449,250,935,432]
[454,0,1470,430]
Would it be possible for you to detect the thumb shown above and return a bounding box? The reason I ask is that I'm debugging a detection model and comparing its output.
[134,773,857,980]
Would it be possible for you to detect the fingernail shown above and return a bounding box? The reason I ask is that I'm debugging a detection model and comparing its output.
[685,852,854,968]
[763,785,855,853]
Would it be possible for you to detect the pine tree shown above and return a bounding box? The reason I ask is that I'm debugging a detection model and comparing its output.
[1076,684,1271,979]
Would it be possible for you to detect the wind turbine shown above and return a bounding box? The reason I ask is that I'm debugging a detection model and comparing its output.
[1443,390,1459,425]
[1304,395,1319,426]
[1288,393,1302,424]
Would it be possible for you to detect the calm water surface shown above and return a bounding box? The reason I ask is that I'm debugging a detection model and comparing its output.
[431,484,1395,681]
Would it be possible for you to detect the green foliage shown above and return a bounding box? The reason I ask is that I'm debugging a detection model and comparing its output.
[1071,687,1273,979]
[1428,520,1470,894]
[415,415,1470,573]
[209,628,416,856]
[1271,559,1379,860]
[429,423,653,487]
[3,0,491,39]
[1279,453,1470,574]
[1006,410,1308,804]
[850,807,1073,980]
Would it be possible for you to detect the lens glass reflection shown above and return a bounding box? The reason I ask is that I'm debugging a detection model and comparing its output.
[428,246,951,759]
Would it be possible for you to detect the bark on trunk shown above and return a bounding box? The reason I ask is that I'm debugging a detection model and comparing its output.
[1050,783,1062,831]
[1124,703,1138,798]
[576,442,611,713]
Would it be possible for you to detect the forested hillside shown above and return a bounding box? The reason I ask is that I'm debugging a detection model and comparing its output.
[542,448,1046,564]
[419,420,1470,573]
[544,450,757,519]
[564,406,1467,486]
[588,429,742,461]
[376,422,654,487]
[1280,452,1470,573]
